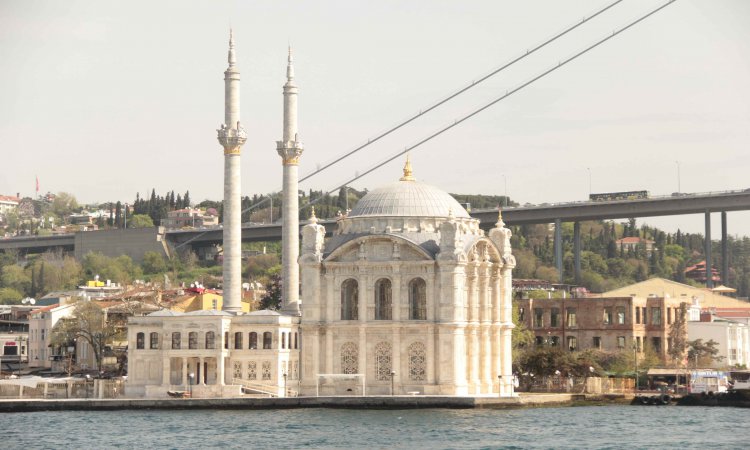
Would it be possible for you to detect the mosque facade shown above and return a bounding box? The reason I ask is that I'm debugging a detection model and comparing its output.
[126,32,514,398]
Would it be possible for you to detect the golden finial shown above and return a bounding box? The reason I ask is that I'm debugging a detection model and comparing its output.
[309,206,318,224]
[496,207,505,227]
[400,154,415,181]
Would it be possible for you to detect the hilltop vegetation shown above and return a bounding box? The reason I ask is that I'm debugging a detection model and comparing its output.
[2,187,749,303]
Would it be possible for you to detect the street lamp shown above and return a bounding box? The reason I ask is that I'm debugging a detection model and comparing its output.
[675,161,681,193]
[633,343,639,392]
[188,372,195,398]
[586,167,592,196]
[283,372,288,398]
[85,374,91,399]
[390,371,396,396]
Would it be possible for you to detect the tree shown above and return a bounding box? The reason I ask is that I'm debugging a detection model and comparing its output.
[50,300,124,373]
[82,252,140,284]
[115,201,123,228]
[511,302,534,365]
[51,192,79,217]
[0,287,23,304]
[142,251,167,274]
[1,264,31,295]
[668,303,688,364]
[687,339,723,368]
[128,214,154,228]
[259,274,282,310]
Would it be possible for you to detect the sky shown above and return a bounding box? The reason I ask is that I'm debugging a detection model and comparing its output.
[1,0,749,238]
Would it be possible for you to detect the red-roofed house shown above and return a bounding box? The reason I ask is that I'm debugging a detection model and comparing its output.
[0,194,20,218]
[684,260,720,284]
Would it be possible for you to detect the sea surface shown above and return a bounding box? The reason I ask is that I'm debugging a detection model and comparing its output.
[3,405,749,449]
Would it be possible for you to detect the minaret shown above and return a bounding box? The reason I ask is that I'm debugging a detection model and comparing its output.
[277,47,304,315]
[217,30,247,313]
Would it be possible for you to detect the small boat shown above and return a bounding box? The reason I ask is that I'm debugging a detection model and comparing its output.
[167,390,190,398]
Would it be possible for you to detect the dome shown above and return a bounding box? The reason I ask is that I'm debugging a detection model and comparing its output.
[348,159,470,219]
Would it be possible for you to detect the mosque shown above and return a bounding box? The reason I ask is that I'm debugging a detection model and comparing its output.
[125,32,515,398]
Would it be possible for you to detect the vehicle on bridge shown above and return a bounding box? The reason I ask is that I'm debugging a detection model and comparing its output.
[589,190,649,202]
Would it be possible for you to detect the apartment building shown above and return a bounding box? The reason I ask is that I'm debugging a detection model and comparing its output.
[516,295,688,360]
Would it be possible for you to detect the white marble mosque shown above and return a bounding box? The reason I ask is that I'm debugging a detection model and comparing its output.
[126,31,515,398]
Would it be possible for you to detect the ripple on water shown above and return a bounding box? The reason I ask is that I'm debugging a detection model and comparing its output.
[3,406,750,449]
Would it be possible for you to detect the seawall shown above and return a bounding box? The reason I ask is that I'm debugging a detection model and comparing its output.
[0,393,627,413]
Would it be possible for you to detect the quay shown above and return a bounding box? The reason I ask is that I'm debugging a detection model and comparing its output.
[0,393,630,413]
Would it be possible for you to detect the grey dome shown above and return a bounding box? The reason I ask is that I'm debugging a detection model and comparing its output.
[348,180,470,218]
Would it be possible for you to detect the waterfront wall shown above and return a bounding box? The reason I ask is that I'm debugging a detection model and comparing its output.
[0,393,600,413]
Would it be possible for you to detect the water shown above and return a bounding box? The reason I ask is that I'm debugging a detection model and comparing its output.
[3,405,749,449]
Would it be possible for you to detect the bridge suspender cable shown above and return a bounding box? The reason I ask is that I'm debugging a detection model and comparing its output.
[297,0,625,185]
[174,0,673,250]
[301,0,679,211]
[234,0,626,219]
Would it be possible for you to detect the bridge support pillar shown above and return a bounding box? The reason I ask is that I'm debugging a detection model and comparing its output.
[554,218,563,283]
[721,211,729,285]
[573,222,581,284]
[705,211,713,288]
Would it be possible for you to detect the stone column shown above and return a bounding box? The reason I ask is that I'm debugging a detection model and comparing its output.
[325,327,333,374]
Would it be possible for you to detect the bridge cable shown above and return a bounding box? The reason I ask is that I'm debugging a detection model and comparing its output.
[173,0,674,250]
[300,0,679,212]
[237,0,627,216]
[297,0,625,185]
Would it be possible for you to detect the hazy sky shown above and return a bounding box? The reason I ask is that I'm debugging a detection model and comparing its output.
[1,0,749,238]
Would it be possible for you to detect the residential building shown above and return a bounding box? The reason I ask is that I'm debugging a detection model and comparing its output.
[28,302,75,369]
[615,236,655,256]
[0,194,20,218]
[161,208,219,229]
[688,314,749,368]
[516,295,687,360]
[600,277,749,308]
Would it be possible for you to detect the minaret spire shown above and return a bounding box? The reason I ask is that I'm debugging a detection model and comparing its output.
[286,45,295,82]
[228,29,236,68]
[217,29,247,313]
[277,47,304,315]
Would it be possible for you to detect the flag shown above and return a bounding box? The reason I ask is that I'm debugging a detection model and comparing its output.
[36,176,39,193]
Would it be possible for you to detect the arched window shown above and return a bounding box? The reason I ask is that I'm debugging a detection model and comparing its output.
[409,278,427,320]
[234,332,243,349]
[340,342,358,374]
[287,332,292,350]
[249,332,258,349]
[281,332,286,349]
[408,341,426,381]
[136,332,145,350]
[205,331,215,349]
[172,332,181,349]
[224,331,229,349]
[340,279,358,320]
[189,332,198,349]
[375,278,392,320]
[263,332,272,349]
[375,341,392,381]
[149,332,159,349]
[294,332,298,349]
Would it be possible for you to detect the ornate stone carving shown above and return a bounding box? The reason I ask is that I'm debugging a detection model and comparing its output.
[217,121,247,154]
[276,141,304,165]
